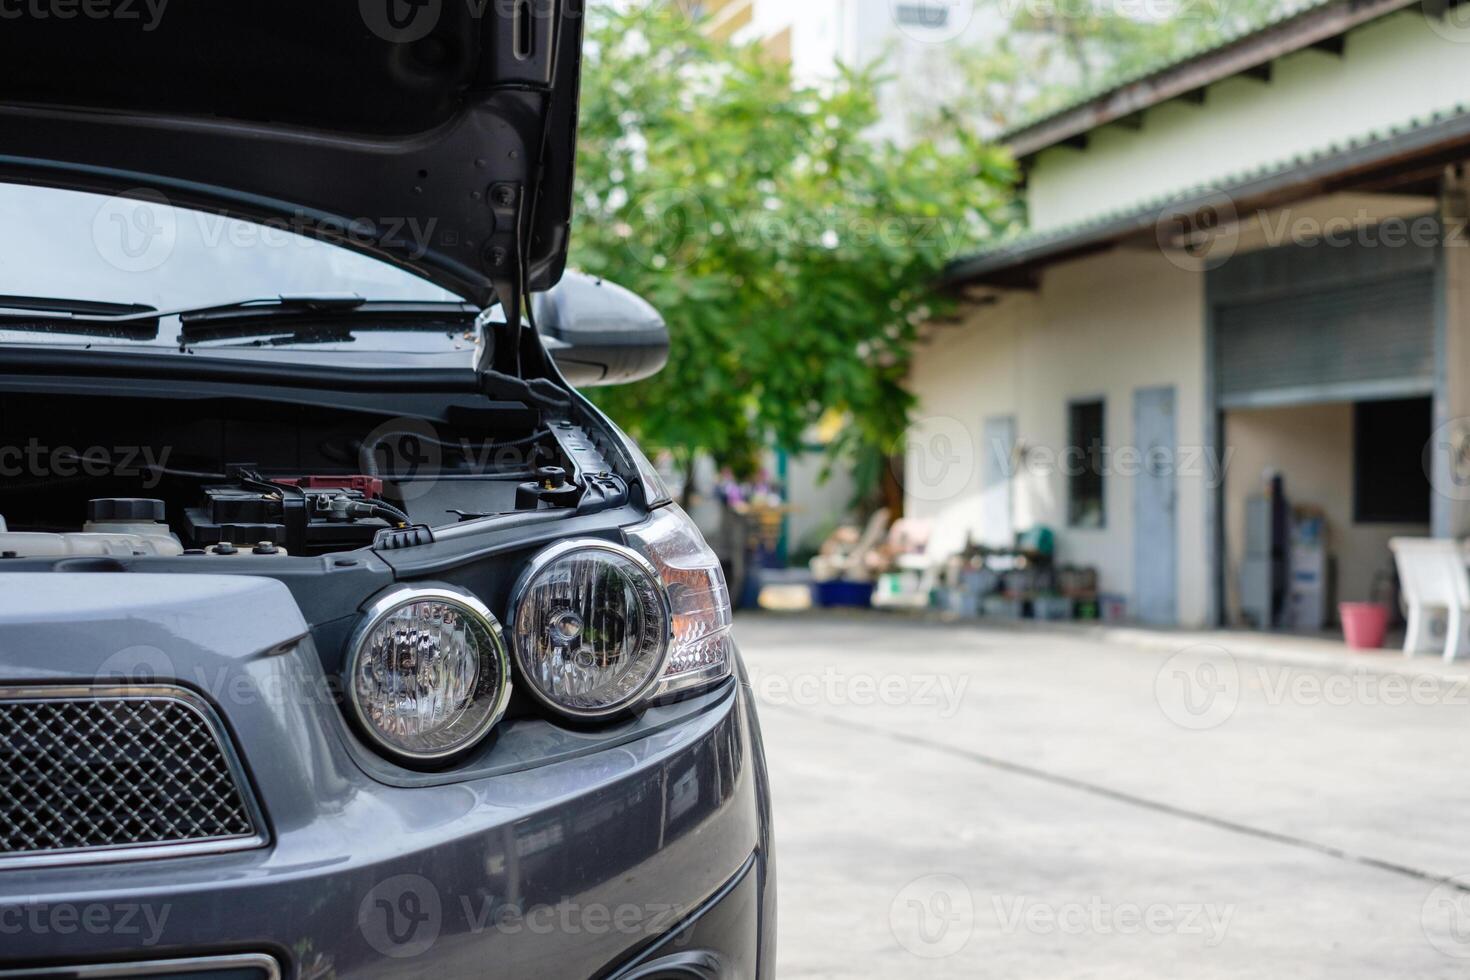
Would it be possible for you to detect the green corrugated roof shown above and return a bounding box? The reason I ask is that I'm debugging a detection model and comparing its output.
[950,103,1470,283]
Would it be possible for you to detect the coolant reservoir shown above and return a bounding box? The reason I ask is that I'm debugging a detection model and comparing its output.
[0,498,184,558]
[0,531,184,557]
[82,502,178,540]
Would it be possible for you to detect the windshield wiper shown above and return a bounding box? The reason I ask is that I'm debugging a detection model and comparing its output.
[0,294,479,346]
[175,296,479,345]
[0,295,159,340]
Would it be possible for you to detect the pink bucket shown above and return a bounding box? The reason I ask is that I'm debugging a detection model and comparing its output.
[1340,602,1390,651]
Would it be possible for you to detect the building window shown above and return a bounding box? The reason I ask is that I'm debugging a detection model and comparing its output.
[1068,399,1106,529]
[894,4,950,28]
[1353,397,1431,524]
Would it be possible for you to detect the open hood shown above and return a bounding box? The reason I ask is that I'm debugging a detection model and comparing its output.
[0,0,586,309]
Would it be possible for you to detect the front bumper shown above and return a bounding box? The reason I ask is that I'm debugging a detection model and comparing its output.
[0,574,775,979]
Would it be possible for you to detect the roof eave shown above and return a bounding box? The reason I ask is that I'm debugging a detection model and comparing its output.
[947,108,1470,289]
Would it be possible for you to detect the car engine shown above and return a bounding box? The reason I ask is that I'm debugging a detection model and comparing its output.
[0,387,623,560]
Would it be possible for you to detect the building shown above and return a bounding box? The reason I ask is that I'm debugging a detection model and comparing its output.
[910,0,1470,628]
[701,0,996,143]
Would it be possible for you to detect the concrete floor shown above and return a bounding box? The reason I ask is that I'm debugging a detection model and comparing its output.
[736,611,1470,979]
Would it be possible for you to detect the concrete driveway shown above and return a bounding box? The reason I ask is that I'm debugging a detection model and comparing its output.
[736,611,1470,979]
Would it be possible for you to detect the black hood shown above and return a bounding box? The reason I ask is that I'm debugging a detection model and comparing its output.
[0,0,586,308]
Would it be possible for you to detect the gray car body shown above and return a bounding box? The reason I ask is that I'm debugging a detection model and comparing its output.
[0,568,775,978]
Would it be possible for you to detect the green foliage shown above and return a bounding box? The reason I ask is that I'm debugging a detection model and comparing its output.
[569,2,1017,482]
[938,0,1296,132]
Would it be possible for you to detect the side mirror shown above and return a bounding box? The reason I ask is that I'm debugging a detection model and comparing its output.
[532,272,670,387]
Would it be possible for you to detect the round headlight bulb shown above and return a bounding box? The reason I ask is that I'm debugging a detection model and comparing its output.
[511,540,672,718]
[346,584,512,763]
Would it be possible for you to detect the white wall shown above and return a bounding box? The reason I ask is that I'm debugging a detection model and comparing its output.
[746,0,1000,144]
[1027,11,1470,232]
[907,246,1210,624]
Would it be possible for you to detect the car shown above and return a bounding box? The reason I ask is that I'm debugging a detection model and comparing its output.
[0,4,774,979]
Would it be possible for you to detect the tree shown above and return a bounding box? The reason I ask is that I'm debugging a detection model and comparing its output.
[935,0,1295,133]
[569,2,1017,494]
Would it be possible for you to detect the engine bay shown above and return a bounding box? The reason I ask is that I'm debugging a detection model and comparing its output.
[0,388,628,560]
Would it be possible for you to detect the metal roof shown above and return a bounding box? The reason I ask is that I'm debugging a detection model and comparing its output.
[946,104,1470,288]
[1001,0,1421,159]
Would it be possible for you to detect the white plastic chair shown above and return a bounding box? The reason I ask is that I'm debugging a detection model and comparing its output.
[1389,538,1470,662]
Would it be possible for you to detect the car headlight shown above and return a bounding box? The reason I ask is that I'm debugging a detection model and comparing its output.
[510,540,673,719]
[624,504,734,698]
[346,584,512,763]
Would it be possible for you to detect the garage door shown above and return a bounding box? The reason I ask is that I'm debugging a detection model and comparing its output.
[1210,223,1438,408]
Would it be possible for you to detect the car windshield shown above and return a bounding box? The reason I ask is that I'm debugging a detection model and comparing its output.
[0,183,472,353]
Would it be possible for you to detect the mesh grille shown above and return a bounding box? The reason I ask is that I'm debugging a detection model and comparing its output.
[0,692,257,856]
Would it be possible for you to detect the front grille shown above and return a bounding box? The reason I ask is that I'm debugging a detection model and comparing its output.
[0,688,261,861]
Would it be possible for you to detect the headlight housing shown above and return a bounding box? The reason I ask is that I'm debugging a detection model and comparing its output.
[624,504,734,698]
[510,540,673,719]
[345,584,512,763]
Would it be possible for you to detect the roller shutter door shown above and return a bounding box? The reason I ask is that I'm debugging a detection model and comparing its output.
[1214,271,1435,408]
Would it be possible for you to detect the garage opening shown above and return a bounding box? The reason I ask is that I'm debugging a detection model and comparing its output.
[1222,396,1433,631]
[1210,221,1439,632]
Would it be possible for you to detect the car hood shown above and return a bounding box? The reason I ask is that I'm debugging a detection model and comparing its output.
[0,0,586,308]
